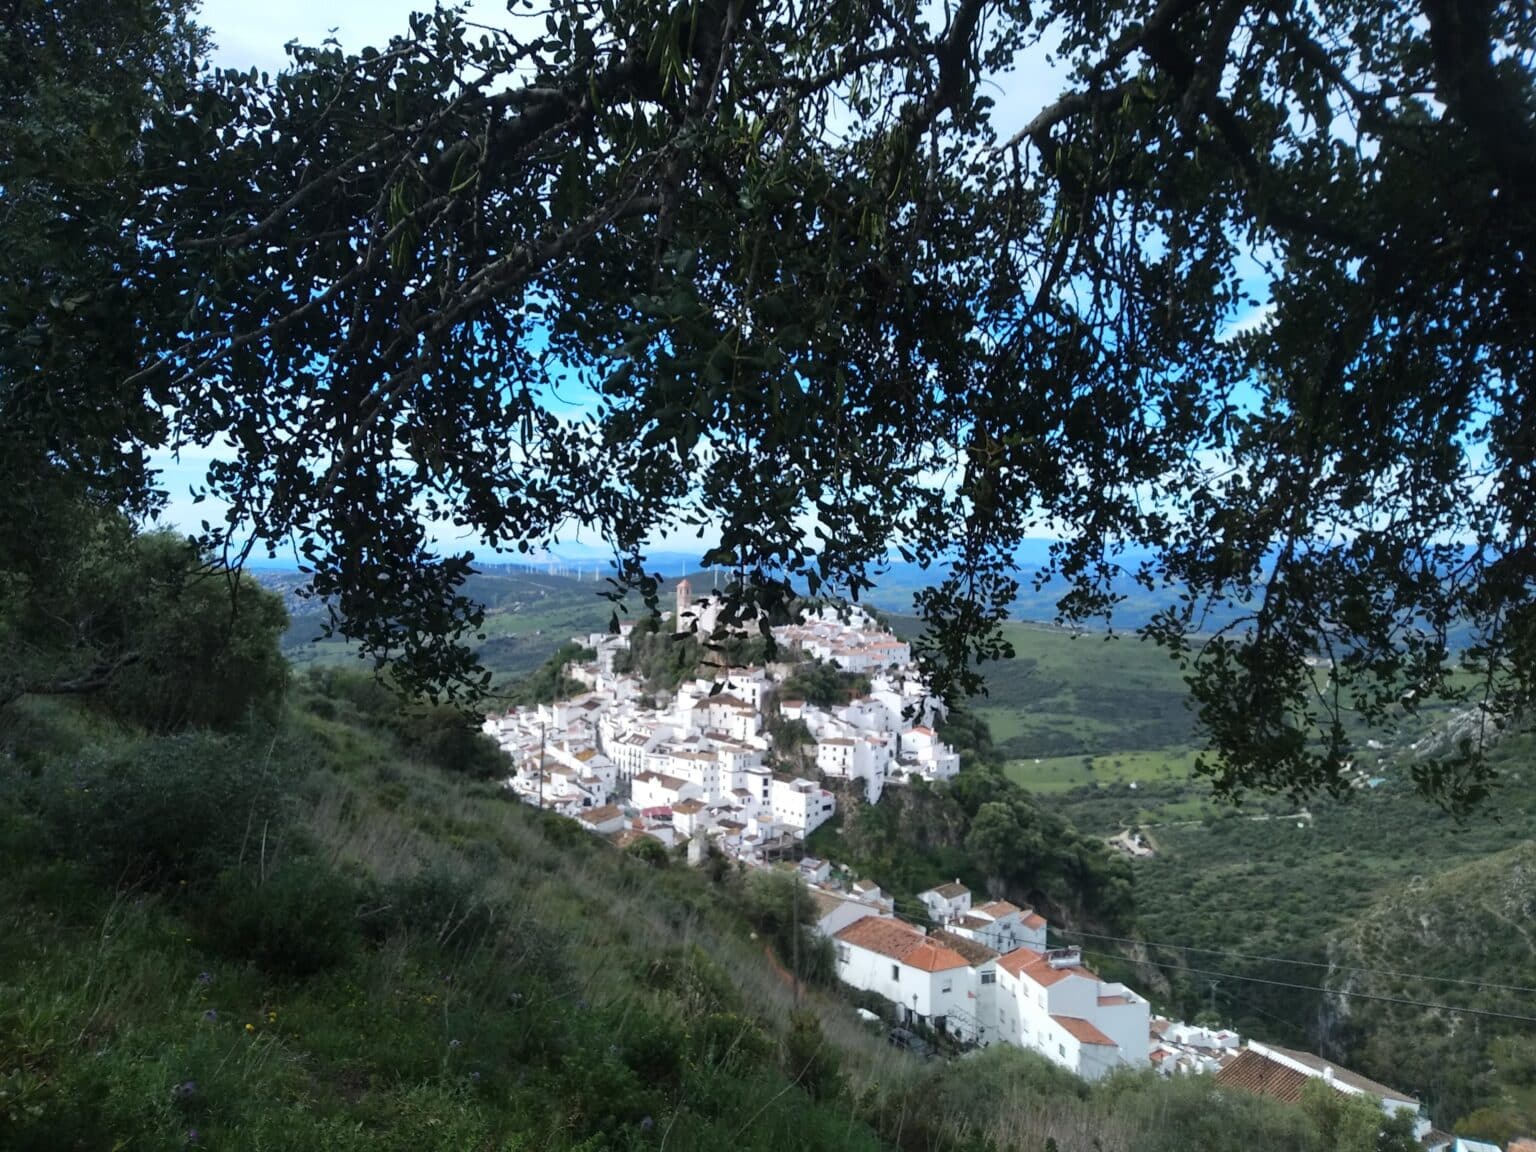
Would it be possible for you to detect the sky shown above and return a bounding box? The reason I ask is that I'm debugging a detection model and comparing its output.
[157,2,1274,566]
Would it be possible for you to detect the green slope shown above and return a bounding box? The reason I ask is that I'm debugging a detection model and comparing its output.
[1325,840,1536,1138]
[1,689,1366,1152]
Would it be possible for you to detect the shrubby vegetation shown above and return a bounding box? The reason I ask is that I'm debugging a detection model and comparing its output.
[303,666,506,779]
[0,546,1482,1151]
[1,511,289,731]
[810,711,1135,932]
[780,658,871,708]
[502,641,592,705]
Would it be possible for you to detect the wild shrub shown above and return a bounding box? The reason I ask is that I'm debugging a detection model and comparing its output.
[694,1011,773,1071]
[625,836,670,868]
[200,857,362,976]
[783,1010,843,1101]
[25,731,291,886]
[372,863,501,950]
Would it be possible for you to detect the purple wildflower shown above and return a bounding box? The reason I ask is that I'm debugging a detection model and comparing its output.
[171,1080,197,1102]
[202,1009,218,1022]
[448,1039,462,1050]
[196,971,213,986]
[186,1129,200,1146]
[641,1116,655,1131]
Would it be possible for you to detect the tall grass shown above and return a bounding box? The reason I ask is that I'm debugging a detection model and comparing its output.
[2,691,1326,1151]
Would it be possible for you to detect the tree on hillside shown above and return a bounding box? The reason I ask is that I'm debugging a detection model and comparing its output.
[1298,1079,1420,1152]
[0,513,289,731]
[1,0,205,590]
[6,0,1535,807]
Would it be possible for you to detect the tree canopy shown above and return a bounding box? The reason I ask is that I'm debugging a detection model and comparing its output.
[5,0,1534,808]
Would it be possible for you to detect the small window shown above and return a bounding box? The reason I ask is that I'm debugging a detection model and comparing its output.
[1058,1043,1066,1057]
[980,971,996,986]
[941,978,953,994]
[891,965,900,981]
[836,944,850,963]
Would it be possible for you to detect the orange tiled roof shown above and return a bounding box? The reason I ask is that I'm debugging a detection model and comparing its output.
[1254,1042,1417,1104]
[997,947,1100,987]
[1214,1050,1310,1104]
[835,918,969,972]
[1053,1015,1116,1046]
[931,929,999,967]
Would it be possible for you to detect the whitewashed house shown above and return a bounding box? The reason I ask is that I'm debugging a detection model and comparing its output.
[809,888,886,938]
[769,775,837,835]
[917,881,972,926]
[669,798,713,838]
[632,771,703,810]
[575,804,626,835]
[1215,1040,1430,1140]
[992,946,1150,1081]
[833,917,993,1041]
[949,900,1048,953]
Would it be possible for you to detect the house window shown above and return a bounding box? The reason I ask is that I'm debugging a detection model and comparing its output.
[941,978,953,994]
[836,944,849,963]
[1058,1043,1066,1057]
[891,965,900,982]
[980,971,996,985]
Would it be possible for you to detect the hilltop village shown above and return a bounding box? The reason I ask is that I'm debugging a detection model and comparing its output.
[480,579,958,860]
[482,581,1443,1138]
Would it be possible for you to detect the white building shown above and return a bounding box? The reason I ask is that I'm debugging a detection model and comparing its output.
[768,774,838,835]
[993,946,1150,1081]
[833,917,995,1043]
[1148,1015,1241,1076]
[917,881,972,925]
[575,804,626,835]
[949,900,1049,953]
[893,725,961,783]
[632,770,703,810]
[1215,1040,1430,1141]
[808,887,886,938]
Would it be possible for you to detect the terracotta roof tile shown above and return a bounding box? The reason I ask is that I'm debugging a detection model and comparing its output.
[1256,1043,1417,1105]
[1053,1015,1116,1046]
[1214,1050,1310,1104]
[931,929,999,967]
[577,804,622,824]
[997,947,1100,987]
[835,916,905,952]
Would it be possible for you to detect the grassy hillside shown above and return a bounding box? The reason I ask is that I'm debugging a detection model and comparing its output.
[2,688,1382,1152]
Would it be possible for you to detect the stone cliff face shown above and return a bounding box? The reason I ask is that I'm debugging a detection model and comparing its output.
[1320,841,1536,1131]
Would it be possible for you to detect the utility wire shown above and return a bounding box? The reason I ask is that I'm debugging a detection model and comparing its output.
[1072,949,1536,1026]
[1062,929,1536,998]
[885,898,1536,1008]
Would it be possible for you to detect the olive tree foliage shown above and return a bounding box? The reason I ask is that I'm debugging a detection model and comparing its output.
[11,0,1536,807]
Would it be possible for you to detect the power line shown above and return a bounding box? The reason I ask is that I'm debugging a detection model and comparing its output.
[1062,929,1536,998]
[886,898,1536,1011]
[1073,949,1536,1026]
